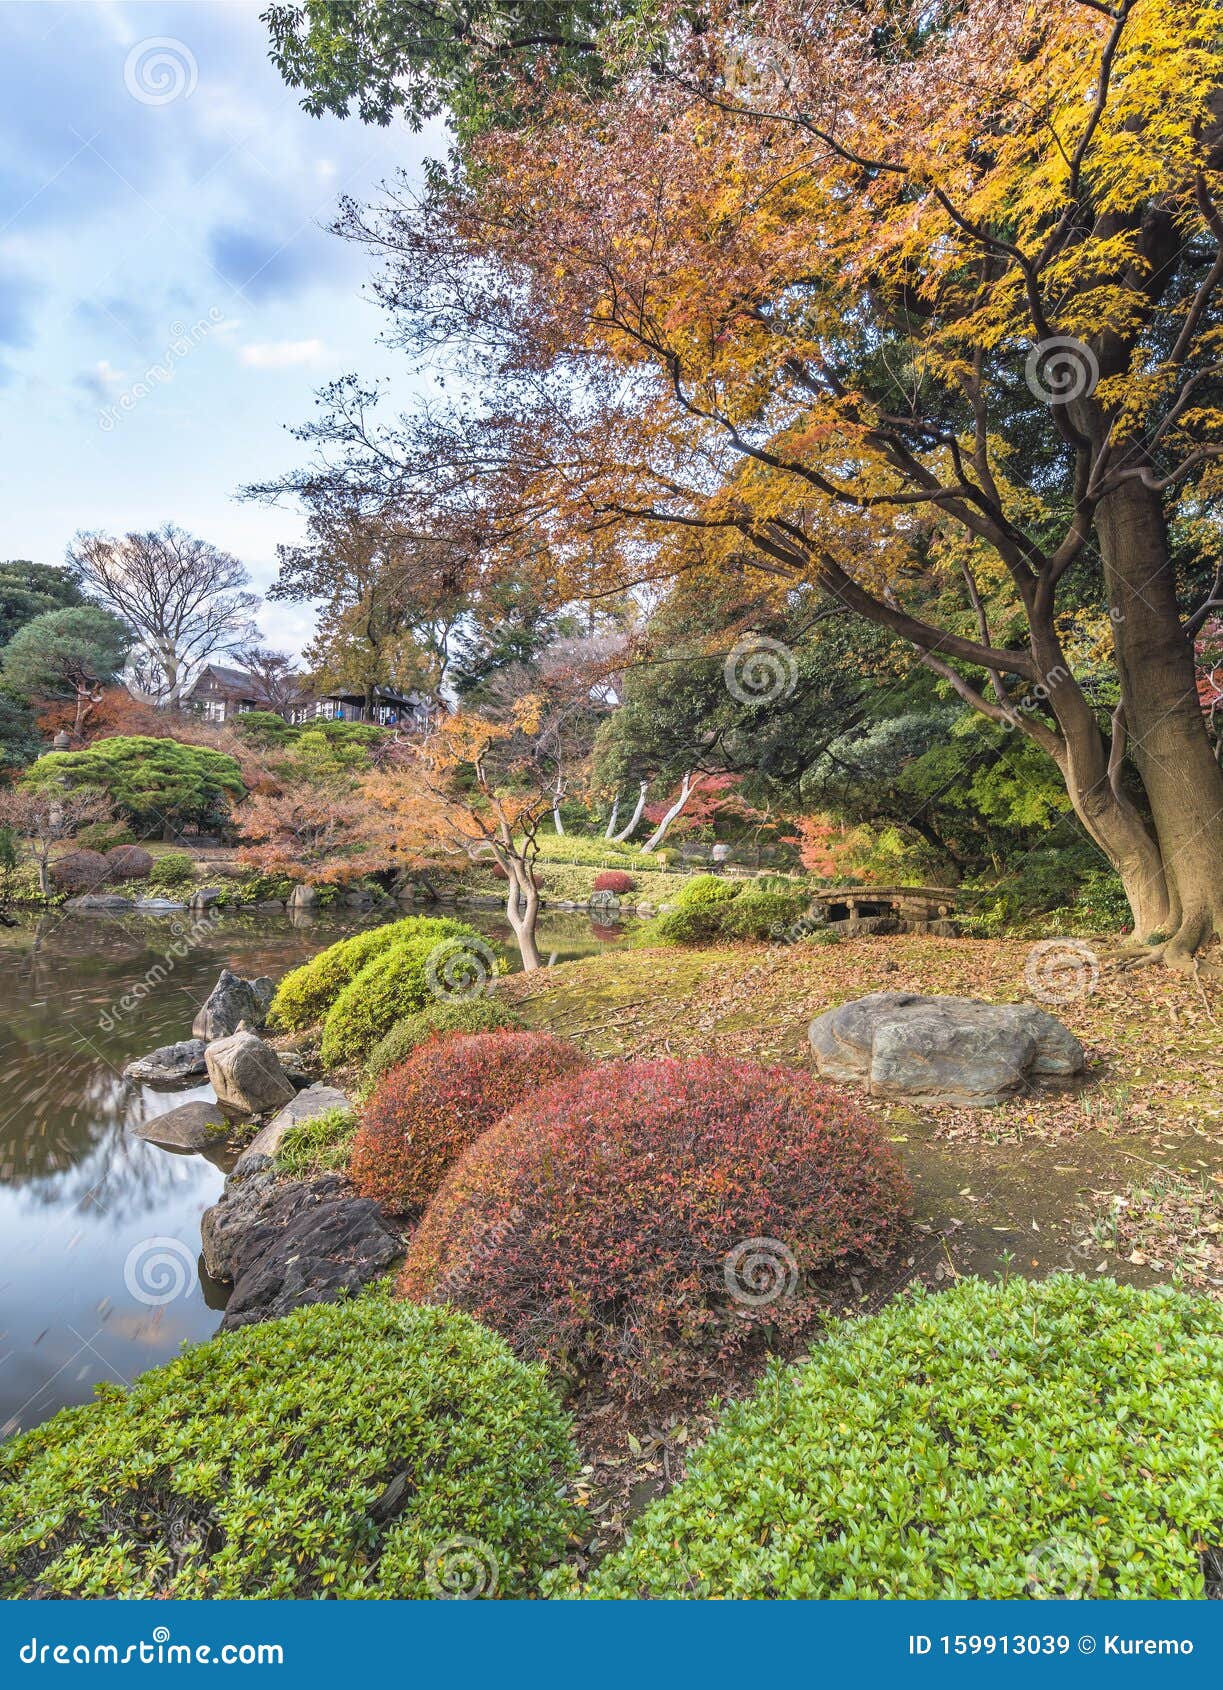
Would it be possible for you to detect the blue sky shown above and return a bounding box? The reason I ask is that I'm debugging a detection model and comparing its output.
[1,0,441,654]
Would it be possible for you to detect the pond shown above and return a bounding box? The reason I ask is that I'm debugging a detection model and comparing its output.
[0,905,627,1436]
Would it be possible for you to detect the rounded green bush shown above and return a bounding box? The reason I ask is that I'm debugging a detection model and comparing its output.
[147,851,195,890]
[590,1276,1223,1599]
[0,1293,578,1599]
[364,996,524,1087]
[270,916,470,1032]
[319,926,502,1067]
[676,873,742,909]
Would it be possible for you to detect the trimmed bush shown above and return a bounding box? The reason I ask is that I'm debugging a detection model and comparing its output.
[675,873,742,908]
[353,1030,587,1214]
[401,1057,909,1398]
[270,916,471,1032]
[318,924,503,1068]
[364,997,525,1087]
[75,821,135,853]
[591,1275,1223,1600]
[593,870,635,895]
[716,890,810,941]
[0,1294,577,1599]
[49,849,110,894]
[147,851,195,890]
[104,844,153,881]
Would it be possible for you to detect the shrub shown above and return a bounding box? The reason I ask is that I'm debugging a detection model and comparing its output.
[274,1107,359,1178]
[49,849,111,894]
[75,821,135,853]
[590,1275,1223,1599]
[0,1293,577,1599]
[354,1030,588,1214]
[363,997,525,1087]
[318,924,502,1068]
[104,844,153,881]
[593,869,635,895]
[270,916,471,1031]
[25,736,245,835]
[401,1057,909,1398]
[716,890,809,941]
[147,851,195,890]
[675,873,742,909]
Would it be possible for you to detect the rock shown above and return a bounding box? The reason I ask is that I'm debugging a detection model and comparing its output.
[65,894,134,912]
[287,883,317,909]
[205,1029,297,1114]
[635,902,656,917]
[189,887,221,910]
[201,1169,401,1330]
[192,969,275,1040]
[234,1083,351,1174]
[255,898,285,912]
[344,891,372,908]
[133,1099,229,1150]
[133,897,188,912]
[123,1038,209,1085]
[808,991,1085,1106]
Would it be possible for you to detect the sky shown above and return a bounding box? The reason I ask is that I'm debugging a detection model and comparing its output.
[0,0,443,655]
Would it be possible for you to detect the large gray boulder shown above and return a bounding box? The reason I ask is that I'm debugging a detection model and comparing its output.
[123,1038,208,1085]
[808,991,1084,1106]
[192,969,275,1040]
[133,1098,229,1151]
[201,1169,400,1330]
[234,1083,351,1175]
[205,1028,297,1115]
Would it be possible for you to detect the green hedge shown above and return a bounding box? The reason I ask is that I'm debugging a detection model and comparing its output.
[590,1276,1223,1599]
[363,996,524,1087]
[654,876,810,945]
[1,1294,578,1599]
[270,916,471,1032]
[319,926,504,1068]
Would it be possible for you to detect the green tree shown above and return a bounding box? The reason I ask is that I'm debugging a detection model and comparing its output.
[1,606,131,734]
[0,693,42,770]
[0,562,85,648]
[24,736,245,839]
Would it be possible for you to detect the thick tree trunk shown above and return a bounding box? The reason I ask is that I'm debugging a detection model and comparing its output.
[612,780,648,844]
[504,861,541,970]
[1095,475,1223,961]
[640,771,699,853]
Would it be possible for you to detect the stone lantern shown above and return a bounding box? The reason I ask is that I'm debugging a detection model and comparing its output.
[52,730,71,751]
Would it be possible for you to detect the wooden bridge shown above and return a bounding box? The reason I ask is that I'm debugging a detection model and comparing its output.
[806,885,962,935]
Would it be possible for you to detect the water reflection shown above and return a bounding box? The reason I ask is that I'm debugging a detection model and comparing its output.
[0,905,625,1436]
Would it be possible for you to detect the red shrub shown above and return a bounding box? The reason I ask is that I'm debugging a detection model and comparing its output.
[105,844,154,881]
[400,1057,910,1398]
[350,1029,589,1215]
[50,849,112,893]
[593,870,635,894]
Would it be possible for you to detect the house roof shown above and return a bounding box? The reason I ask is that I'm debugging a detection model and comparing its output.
[183,663,266,698]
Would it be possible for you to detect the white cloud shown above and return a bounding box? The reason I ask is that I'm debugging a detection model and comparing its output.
[239,338,325,369]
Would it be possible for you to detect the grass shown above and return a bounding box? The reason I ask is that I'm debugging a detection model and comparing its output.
[273,1107,359,1178]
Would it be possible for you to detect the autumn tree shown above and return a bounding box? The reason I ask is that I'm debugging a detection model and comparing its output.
[234,645,306,719]
[293,0,1223,966]
[68,524,260,706]
[0,783,115,897]
[363,702,559,968]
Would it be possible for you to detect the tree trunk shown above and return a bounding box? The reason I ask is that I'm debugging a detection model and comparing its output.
[504,860,541,970]
[603,795,620,840]
[1095,474,1223,962]
[641,772,699,852]
[612,780,648,844]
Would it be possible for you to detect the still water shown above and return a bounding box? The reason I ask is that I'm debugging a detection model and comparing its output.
[0,906,624,1436]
